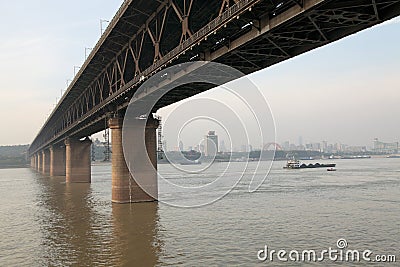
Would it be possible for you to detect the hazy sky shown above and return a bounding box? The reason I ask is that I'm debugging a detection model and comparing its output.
[0,1,399,148]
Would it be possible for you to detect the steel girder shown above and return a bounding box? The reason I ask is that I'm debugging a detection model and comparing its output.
[29,0,400,155]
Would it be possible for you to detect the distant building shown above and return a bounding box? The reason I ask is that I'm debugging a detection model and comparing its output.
[298,136,303,147]
[220,140,227,153]
[334,143,342,152]
[304,143,322,151]
[282,141,290,151]
[313,143,321,151]
[373,138,398,154]
[179,141,184,152]
[239,144,253,152]
[297,145,306,151]
[322,141,328,153]
[241,145,247,152]
[205,131,219,157]
[346,146,367,153]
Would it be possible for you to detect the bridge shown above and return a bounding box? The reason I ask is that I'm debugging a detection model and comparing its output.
[29,0,400,203]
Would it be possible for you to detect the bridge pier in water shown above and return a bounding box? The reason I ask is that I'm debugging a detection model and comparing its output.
[144,118,159,201]
[39,152,43,173]
[42,149,50,175]
[65,138,92,183]
[37,154,40,172]
[31,155,36,170]
[109,117,159,203]
[35,153,41,172]
[30,119,159,204]
[50,145,66,176]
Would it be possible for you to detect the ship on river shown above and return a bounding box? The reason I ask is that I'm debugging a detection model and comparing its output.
[284,159,336,169]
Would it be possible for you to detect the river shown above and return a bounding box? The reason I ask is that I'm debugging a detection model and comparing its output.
[0,158,398,266]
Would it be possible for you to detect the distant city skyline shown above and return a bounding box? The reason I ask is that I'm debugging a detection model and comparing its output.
[162,128,397,153]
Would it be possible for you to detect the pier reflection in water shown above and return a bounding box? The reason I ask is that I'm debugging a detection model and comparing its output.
[111,203,161,266]
[34,171,161,266]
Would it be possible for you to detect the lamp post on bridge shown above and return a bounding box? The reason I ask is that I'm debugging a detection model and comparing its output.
[85,48,93,60]
[74,66,80,77]
[66,79,72,87]
[100,19,110,35]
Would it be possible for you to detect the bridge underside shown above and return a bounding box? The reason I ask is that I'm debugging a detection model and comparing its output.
[29,0,400,203]
[30,0,400,154]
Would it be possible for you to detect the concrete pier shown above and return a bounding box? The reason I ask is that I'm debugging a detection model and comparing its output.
[144,117,159,201]
[40,152,44,173]
[36,154,40,172]
[42,149,50,175]
[50,145,66,176]
[37,154,40,171]
[109,117,159,203]
[109,118,132,203]
[65,138,92,183]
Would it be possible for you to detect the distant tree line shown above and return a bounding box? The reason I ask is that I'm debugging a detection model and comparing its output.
[0,145,29,169]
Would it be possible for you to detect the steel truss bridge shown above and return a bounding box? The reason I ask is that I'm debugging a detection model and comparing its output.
[30,0,400,155]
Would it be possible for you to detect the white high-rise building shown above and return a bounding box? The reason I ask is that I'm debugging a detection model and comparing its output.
[205,131,219,157]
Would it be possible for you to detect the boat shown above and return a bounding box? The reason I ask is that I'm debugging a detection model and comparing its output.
[387,155,400,158]
[341,155,371,159]
[327,168,336,172]
[284,159,336,169]
[283,159,301,169]
[180,160,202,165]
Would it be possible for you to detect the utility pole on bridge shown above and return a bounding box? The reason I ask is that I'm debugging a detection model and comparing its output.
[103,117,111,162]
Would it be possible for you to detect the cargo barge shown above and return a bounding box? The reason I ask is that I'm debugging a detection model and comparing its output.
[284,159,336,169]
